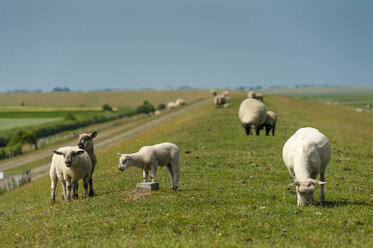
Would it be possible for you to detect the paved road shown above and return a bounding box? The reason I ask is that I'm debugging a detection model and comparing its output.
[1,98,210,181]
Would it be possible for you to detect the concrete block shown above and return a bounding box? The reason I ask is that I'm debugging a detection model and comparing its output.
[136,182,159,191]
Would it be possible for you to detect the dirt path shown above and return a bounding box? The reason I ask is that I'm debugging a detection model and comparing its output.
[0,98,211,181]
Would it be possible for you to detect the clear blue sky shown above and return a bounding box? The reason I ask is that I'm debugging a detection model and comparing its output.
[1,0,372,91]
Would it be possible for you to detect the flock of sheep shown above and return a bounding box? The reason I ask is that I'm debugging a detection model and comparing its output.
[49,90,331,206]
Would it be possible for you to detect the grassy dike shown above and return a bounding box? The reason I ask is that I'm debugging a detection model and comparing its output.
[0,93,372,247]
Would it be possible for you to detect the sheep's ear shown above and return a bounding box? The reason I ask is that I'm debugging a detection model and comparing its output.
[74,150,85,156]
[311,179,326,185]
[90,131,98,139]
[53,150,64,156]
[288,181,300,187]
[72,133,80,138]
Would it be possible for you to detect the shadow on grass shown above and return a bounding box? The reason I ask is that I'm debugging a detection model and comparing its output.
[317,200,371,208]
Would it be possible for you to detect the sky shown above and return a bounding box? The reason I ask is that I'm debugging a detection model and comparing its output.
[1,0,373,92]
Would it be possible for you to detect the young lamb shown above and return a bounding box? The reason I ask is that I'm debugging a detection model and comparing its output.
[118,142,180,190]
[50,146,92,203]
[73,131,98,197]
[247,91,256,99]
[167,102,177,110]
[283,127,331,206]
[260,111,277,136]
[238,98,267,135]
[214,95,226,106]
[211,89,217,96]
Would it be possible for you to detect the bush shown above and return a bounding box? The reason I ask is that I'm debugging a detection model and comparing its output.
[136,100,155,115]
[7,129,38,151]
[64,113,76,120]
[102,104,113,112]
[157,103,166,110]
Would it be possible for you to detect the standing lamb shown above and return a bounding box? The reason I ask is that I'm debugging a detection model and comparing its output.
[118,142,180,190]
[73,131,98,197]
[238,99,267,135]
[214,95,226,106]
[50,147,92,203]
[283,127,331,206]
[260,111,277,136]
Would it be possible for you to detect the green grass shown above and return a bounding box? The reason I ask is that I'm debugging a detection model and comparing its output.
[0,93,372,247]
[0,118,62,130]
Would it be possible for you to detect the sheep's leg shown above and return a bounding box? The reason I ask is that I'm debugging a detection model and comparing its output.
[265,126,270,136]
[60,179,67,201]
[150,165,157,182]
[88,174,94,197]
[66,178,72,202]
[50,175,58,204]
[272,125,275,136]
[171,162,180,190]
[255,126,261,136]
[143,170,149,182]
[319,172,326,203]
[72,179,78,200]
[83,177,89,198]
[165,165,174,188]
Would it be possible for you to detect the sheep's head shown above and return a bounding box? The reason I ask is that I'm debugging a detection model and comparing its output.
[289,179,326,206]
[241,123,253,135]
[53,150,85,167]
[118,153,133,172]
[73,131,98,150]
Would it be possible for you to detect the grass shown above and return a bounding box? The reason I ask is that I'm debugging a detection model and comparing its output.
[0,118,62,130]
[0,93,372,247]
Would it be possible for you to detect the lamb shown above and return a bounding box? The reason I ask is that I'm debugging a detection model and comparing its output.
[73,131,98,197]
[248,91,256,99]
[50,146,92,203]
[238,98,267,135]
[255,93,264,101]
[222,91,229,98]
[214,95,226,106]
[167,102,177,110]
[175,98,186,106]
[118,142,180,190]
[211,89,217,96]
[260,111,277,136]
[282,127,331,206]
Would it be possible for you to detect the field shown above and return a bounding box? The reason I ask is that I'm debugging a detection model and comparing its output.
[0,118,61,130]
[260,86,373,110]
[0,92,372,247]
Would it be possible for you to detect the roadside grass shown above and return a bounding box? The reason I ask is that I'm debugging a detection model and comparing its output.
[0,94,372,247]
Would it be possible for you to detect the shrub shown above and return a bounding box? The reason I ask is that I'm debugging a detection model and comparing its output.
[157,103,166,110]
[102,104,113,112]
[136,100,155,114]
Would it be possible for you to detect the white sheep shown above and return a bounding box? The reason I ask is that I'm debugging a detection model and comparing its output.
[50,146,92,203]
[238,98,267,135]
[118,142,180,190]
[167,102,177,110]
[283,127,331,206]
[214,95,226,106]
[222,91,229,98]
[175,98,186,106]
[247,91,256,99]
[260,111,277,136]
[73,131,98,197]
[211,89,217,96]
[255,93,264,101]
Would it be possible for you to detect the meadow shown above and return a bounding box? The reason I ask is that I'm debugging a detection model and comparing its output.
[0,92,372,247]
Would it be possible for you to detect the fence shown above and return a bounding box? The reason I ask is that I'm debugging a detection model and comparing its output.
[0,170,31,192]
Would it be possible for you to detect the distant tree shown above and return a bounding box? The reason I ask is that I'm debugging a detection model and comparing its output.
[102,104,113,112]
[52,87,70,92]
[136,100,155,114]
[157,103,166,110]
[7,129,38,151]
[20,101,25,106]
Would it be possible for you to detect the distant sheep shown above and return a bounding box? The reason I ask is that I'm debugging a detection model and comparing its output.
[247,91,256,99]
[73,131,98,197]
[176,98,186,106]
[238,99,267,135]
[255,93,264,101]
[260,111,277,136]
[283,127,331,206]
[222,91,229,98]
[211,89,217,96]
[167,102,177,110]
[214,95,226,106]
[50,146,92,203]
[118,142,180,190]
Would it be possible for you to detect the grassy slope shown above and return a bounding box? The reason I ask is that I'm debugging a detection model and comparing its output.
[0,94,372,247]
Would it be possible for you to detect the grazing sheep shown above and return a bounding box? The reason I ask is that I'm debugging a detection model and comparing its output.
[50,147,92,203]
[167,102,177,110]
[118,142,180,190]
[255,93,264,101]
[211,89,217,96]
[238,99,267,135]
[260,111,277,136]
[214,95,226,106]
[248,91,256,99]
[355,108,363,113]
[283,127,331,206]
[73,131,98,197]
[175,98,186,106]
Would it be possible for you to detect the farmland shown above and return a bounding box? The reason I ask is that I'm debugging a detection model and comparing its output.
[0,90,372,247]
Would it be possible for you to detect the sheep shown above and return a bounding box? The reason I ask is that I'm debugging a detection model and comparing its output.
[248,91,256,99]
[238,98,267,135]
[222,91,229,98]
[211,89,217,96]
[175,98,186,106]
[154,110,161,115]
[50,146,92,203]
[283,127,331,206]
[73,131,98,197]
[118,142,180,190]
[260,111,277,136]
[214,95,226,106]
[255,93,264,101]
[167,102,177,110]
